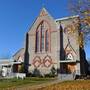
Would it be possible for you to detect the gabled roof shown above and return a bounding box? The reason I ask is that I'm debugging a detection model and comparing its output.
[27,7,57,33]
[39,7,49,16]
[39,7,55,19]
[13,48,24,57]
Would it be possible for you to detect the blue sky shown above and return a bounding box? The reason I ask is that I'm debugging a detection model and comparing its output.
[0,0,90,60]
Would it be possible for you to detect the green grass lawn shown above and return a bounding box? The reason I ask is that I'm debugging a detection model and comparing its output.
[1,77,90,90]
[0,77,56,89]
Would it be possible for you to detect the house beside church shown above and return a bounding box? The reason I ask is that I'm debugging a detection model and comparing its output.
[13,8,88,78]
[0,58,22,77]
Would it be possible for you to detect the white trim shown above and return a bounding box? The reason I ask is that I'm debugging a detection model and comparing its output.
[0,61,22,66]
[59,60,76,63]
[55,15,79,21]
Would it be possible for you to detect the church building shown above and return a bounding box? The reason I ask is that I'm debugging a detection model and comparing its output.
[13,8,88,78]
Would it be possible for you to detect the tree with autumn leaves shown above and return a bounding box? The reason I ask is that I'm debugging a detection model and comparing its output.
[68,0,90,46]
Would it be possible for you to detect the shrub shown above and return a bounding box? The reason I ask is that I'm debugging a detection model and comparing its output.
[50,66,57,77]
[44,66,57,78]
[32,68,41,77]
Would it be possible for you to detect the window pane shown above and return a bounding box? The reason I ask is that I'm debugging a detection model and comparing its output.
[41,22,44,51]
[36,31,39,52]
[45,30,49,51]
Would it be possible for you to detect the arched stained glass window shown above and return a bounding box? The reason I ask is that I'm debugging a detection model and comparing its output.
[36,31,39,52]
[45,30,49,51]
[35,20,50,53]
[41,22,44,51]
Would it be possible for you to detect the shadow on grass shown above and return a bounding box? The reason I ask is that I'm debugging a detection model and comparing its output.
[0,77,56,89]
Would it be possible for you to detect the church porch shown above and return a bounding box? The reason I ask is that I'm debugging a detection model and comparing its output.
[57,61,77,80]
[60,61,76,74]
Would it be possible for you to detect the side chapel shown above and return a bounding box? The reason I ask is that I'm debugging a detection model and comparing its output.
[13,8,88,77]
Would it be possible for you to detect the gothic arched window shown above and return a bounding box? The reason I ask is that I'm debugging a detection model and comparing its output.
[35,20,50,52]
[36,31,39,52]
[41,22,45,51]
[45,30,49,51]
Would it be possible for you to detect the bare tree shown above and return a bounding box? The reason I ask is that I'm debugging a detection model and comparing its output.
[68,0,90,44]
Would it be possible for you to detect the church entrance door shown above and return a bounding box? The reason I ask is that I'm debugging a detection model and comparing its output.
[60,63,76,74]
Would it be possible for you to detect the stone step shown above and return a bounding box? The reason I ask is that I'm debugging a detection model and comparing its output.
[58,74,75,80]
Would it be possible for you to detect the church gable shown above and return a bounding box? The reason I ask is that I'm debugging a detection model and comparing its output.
[28,8,58,35]
[39,8,48,17]
[13,48,25,62]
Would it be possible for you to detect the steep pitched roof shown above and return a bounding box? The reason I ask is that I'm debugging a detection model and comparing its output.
[13,48,24,57]
[39,7,48,16]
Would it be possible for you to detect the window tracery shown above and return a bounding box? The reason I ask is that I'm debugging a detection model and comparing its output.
[35,21,50,52]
